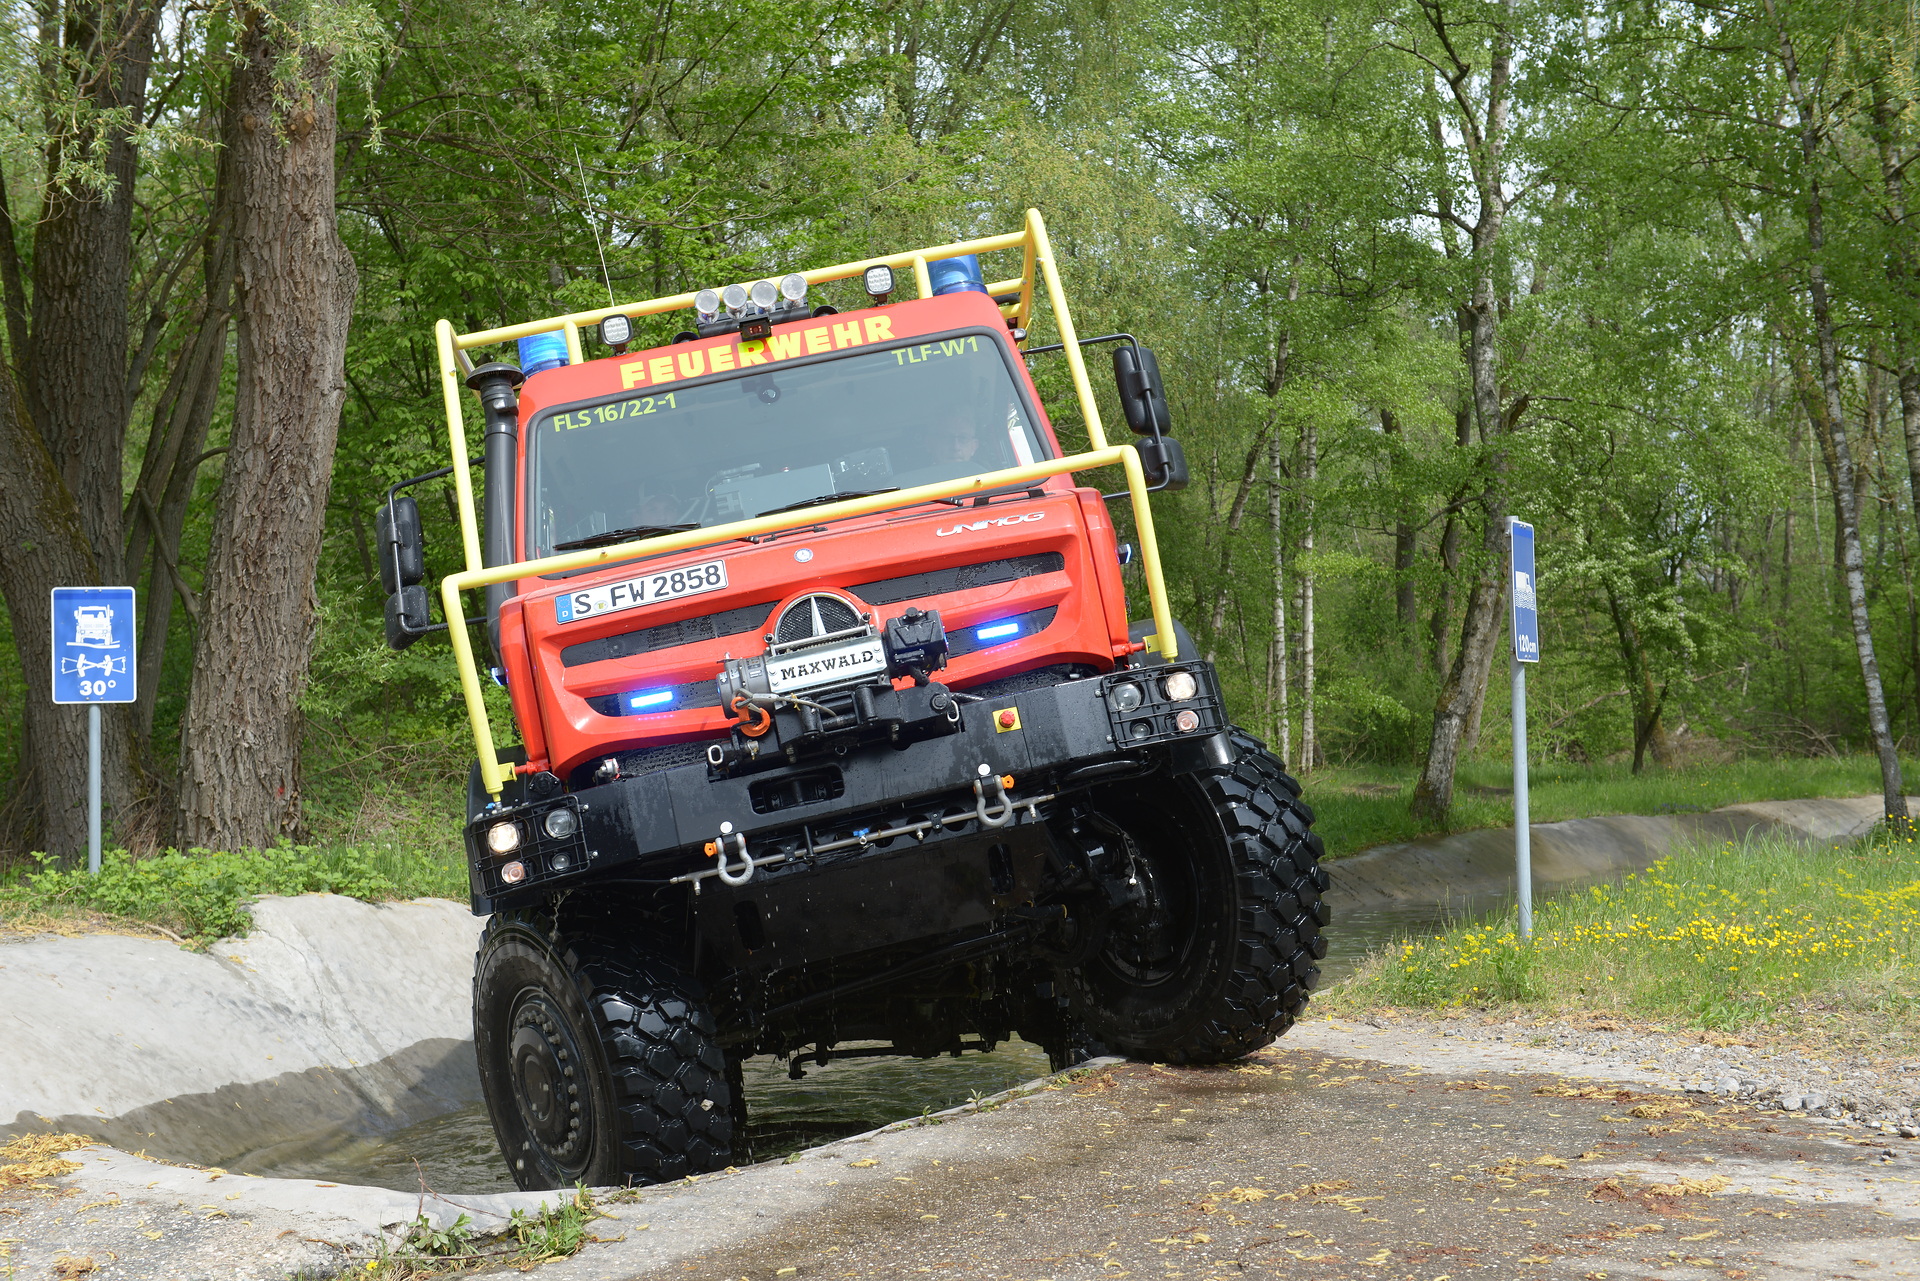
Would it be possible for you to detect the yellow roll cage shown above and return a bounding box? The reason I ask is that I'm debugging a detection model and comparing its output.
[432,208,1178,800]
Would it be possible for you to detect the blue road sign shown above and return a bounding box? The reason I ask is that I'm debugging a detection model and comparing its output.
[51,586,136,704]
[1510,519,1539,663]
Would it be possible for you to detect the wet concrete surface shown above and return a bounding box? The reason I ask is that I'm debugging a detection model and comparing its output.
[535,1029,1920,1281]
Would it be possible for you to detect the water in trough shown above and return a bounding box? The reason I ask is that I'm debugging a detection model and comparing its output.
[247,900,1463,1193]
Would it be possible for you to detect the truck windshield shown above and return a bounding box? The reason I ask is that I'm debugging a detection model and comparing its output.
[524,331,1050,557]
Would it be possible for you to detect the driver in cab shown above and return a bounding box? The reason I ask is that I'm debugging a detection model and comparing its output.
[892,415,986,490]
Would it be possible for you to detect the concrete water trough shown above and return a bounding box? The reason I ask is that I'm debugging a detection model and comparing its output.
[0,793,1898,1264]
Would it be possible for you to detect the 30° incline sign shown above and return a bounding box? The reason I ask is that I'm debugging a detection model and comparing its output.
[51,586,137,704]
[1510,519,1539,664]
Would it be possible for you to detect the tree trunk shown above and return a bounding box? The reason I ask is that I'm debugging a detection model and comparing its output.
[176,6,358,850]
[126,131,237,750]
[26,0,159,586]
[1266,428,1291,767]
[1299,419,1317,770]
[1602,578,1673,773]
[1204,429,1270,660]
[0,0,158,856]
[1873,88,1920,634]
[1412,0,1514,822]
[1428,404,1473,674]
[1382,411,1419,629]
[0,360,107,857]
[1770,4,1907,824]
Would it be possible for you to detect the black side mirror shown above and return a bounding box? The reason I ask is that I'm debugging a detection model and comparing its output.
[1138,436,1189,492]
[384,585,432,650]
[1112,345,1171,436]
[376,495,425,593]
[377,495,429,650]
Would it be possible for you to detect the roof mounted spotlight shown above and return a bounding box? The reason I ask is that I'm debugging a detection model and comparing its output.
[694,286,741,339]
[738,279,780,341]
[863,264,895,304]
[597,313,633,348]
[778,273,809,305]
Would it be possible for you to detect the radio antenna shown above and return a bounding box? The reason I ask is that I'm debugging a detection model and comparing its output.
[575,145,616,307]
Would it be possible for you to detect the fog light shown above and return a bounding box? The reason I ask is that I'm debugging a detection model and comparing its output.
[1129,719,1154,741]
[544,808,578,839]
[1174,709,1201,733]
[500,860,527,884]
[549,850,571,872]
[1163,670,1198,701]
[1108,682,1144,713]
[486,821,521,855]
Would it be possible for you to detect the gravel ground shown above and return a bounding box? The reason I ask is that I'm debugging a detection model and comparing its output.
[1306,1010,1920,1136]
[534,1015,1920,1281]
[9,1010,1918,1279]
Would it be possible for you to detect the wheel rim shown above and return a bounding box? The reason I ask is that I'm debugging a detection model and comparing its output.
[508,990,593,1178]
[1098,824,1196,986]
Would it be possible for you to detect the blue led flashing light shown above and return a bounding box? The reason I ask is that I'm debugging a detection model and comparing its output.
[928,253,989,296]
[975,621,1021,642]
[517,331,570,375]
[628,689,674,710]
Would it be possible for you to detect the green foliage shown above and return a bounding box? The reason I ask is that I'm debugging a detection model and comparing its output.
[4,0,1920,853]
[508,1187,599,1264]
[1332,829,1920,1033]
[0,842,466,944]
[360,1188,598,1275]
[397,1212,476,1259]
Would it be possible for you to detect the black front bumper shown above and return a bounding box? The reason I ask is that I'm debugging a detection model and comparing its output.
[465,659,1229,913]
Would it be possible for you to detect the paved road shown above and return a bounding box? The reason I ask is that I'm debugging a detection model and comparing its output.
[538,1029,1920,1281]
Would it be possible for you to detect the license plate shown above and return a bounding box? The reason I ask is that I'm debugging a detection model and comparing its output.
[555,559,727,624]
[766,637,889,693]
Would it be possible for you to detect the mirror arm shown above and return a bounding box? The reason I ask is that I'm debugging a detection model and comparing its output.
[1025,332,1178,497]
[384,460,484,639]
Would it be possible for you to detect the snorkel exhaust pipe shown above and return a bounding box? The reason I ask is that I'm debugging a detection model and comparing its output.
[467,362,525,661]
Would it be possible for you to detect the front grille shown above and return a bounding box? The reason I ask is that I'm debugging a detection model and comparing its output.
[561,601,777,668]
[850,552,1064,606]
[774,593,863,644]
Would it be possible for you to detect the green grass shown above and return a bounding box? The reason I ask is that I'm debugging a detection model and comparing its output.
[0,842,468,945]
[1303,754,1914,859]
[1324,828,1920,1039]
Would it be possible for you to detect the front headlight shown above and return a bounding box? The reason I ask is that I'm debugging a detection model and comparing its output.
[1162,671,1198,701]
[1108,681,1144,713]
[486,821,522,855]
[543,808,579,840]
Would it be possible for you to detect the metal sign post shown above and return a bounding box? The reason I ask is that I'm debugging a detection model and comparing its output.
[1509,520,1540,939]
[51,587,137,874]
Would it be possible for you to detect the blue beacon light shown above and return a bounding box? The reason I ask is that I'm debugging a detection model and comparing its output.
[928,254,989,296]
[628,689,674,710]
[517,331,570,375]
[975,621,1021,642]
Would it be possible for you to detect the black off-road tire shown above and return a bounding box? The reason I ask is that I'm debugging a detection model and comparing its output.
[1057,728,1329,1063]
[474,912,737,1190]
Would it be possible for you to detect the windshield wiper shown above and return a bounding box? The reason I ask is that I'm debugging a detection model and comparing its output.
[760,488,900,517]
[552,523,699,552]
